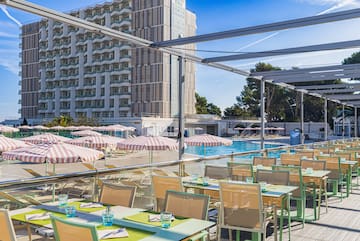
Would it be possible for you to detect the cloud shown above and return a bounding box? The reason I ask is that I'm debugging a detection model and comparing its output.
[0,31,18,38]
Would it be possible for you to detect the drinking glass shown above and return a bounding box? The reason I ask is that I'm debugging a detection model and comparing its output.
[65,205,76,217]
[102,211,114,226]
[259,181,267,192]
[58,194,68,208]
[160,212,172,229]
[202,176,209,186]
[306,167,313,174]
[246,177,253,183]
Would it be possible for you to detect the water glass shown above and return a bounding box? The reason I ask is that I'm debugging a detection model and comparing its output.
[306,167,313,174]
[102,211,114,226]
[160,212,172,229]
[191,173,199,181]
[246,177,254,183]
[259,181,267,192]
[202,176,209,186]
[58,194,68,208]
[65,205,76,217]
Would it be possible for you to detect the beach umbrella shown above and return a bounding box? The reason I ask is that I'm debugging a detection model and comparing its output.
[76,125,94,130]
[0,135,29,152]
[71,130,102,137]
[95,124,132,132]
[21,133,71,144]
[0,125,19,133]
[185,134,232,156]
[18,125,33,130]
[66,135,124,150]
[50,126,65,131]
[33,125,50,130]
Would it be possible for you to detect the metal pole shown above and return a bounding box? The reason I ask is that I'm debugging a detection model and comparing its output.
[178,56,185,162]
[355,107,358,138]
[324,98,328,141]
[260,78,265,149]
[300,92,305,144]
[342,104,345,139]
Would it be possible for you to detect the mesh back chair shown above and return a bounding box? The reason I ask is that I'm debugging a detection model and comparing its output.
[99,182,136,207]
[152,175,183,212]
[280,153,302,166]
[0,209,17,241]
[316,155,339,162]
[256,170,289,185]
[204,165,230,179]
[51,215,99,241]
[272,165,305,226]
[300,160,328,220]
[228,162,254,181]
[301,160,326,170]
[219,182,267,241]
[333,152,352,161]
[253,157,276,167]
[295,150,314,159]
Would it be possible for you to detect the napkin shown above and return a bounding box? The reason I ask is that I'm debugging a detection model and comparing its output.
[97,228,129,239]
[79,202,104,208]
[148,214,175,222]
[26,212,50,221]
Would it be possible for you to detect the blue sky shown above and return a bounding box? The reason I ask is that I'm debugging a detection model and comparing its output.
[0,0,360,120]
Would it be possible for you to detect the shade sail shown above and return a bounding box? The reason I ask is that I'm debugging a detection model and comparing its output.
[2,142,104,164]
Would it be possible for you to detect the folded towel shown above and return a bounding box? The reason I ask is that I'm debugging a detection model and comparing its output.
[97,228,128,239]
[148,214,175,222]
[26,212,50,221]
[79,202,103,208]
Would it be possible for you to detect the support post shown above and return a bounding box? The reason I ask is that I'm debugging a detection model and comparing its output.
[355,107,358,138]
[324,98,328,141]
[300,92,304,144]
[260,78,265,149]
[342,104,345,139]
[178,56,185,175]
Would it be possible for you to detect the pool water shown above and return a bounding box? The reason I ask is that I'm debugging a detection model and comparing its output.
[185,140,283,157]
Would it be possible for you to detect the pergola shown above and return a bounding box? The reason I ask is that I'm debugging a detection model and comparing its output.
[2,0,360,157]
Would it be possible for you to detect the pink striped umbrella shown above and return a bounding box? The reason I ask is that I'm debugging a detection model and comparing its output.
[184,134,232,147]
[96,124,135,132]
[0,135,29,152]
[71,130,102,137]
[66,135,124,150]
[21,133,71,144]
[2,143,104,164]
[117,136,178,151]
[0,125,19,133]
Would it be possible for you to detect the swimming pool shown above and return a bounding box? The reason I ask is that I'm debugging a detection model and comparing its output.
[185,140,284,157]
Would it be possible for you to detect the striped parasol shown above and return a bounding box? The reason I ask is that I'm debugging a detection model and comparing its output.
[21,133,71,144]
[50,125,65,131]
[0,135,29,152]
[71,130,102,137]
[0,125,19,133]
[66,135,124,150]
[96,124,135,132]
[184,134,232,147]
[117,136,178,151]
[33,125,50,130]
[2,142,104,164]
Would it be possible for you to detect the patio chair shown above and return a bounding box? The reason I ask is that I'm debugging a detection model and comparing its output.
[204,165,230,179]
[300,160,328,219]
[280,153,302,166]
[228,162,254,182]
[272,165,305,227]
[325,161,346,200]
[164,190,210,241]
[256,170,290,185]
[152,175,183,212]
[218,182,269,241]
[51,215,99,241]
[0,208,17,241]
[99,182,137,207]
[253,157,276,167]
[295,150,314,159]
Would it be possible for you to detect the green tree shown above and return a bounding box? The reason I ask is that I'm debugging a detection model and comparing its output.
[195,93,222,116]
[46,115,74,127]
[223,104,252,118]
[342,51,360,64]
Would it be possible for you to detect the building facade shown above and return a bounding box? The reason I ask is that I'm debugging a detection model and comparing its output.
[19,0,196,123]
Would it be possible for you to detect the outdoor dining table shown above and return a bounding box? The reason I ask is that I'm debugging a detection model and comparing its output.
[182,177,298,241]
[10,199,215,241]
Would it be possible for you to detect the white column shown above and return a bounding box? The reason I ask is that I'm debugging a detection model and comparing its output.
[355,107,358,138]
[178,56,185,161]
[324,98,328,141]
[342,104,345,139]
[260,78,265,149]
[300,92,304,144]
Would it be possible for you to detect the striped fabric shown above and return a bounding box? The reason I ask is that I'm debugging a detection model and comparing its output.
[117,136,178,151]
[0,125,19,133]
[95,124,135,132]
[71,130,102,137]
[66,135,124,150]
[21,133,71,144]
[2,143,104,164]
[0,135,28,152]
[184,134,233,147]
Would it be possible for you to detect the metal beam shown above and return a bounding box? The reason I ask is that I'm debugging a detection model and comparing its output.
[203,39,360,63]
[323,94,360,100]
[151,8,360,47]
[310,87,360,94]
[299,83,360,90]
[270,72,360,84]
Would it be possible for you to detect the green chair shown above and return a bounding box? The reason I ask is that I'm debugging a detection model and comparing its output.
[164,190,210,241]
[272,165,305,227]
[51,215,99,241]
